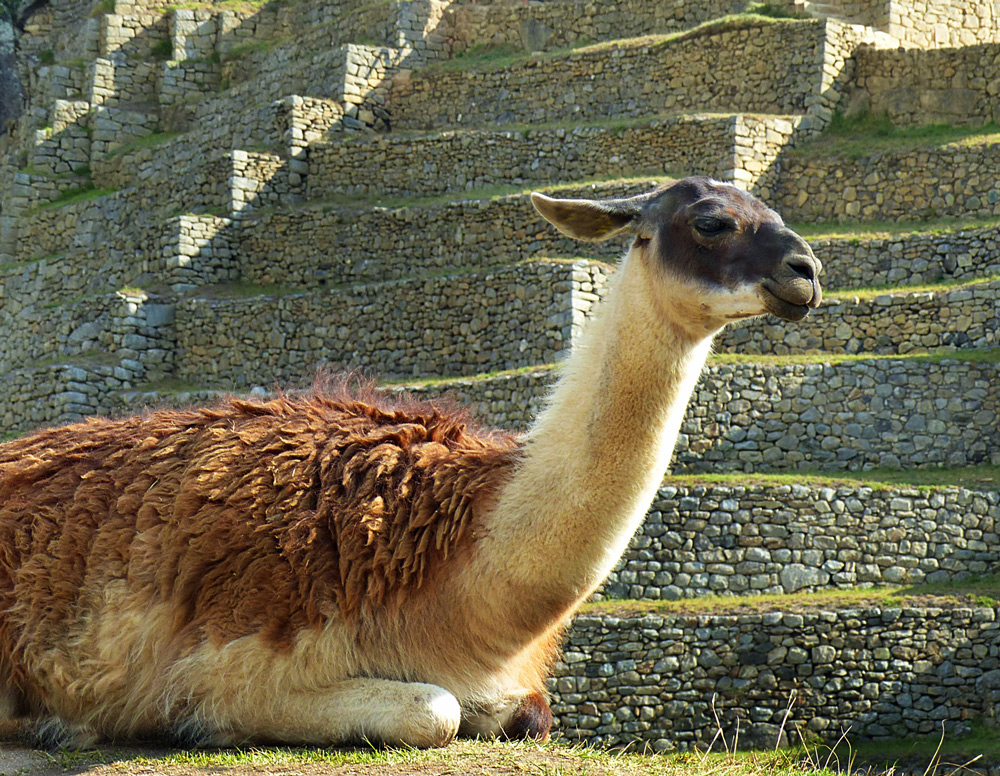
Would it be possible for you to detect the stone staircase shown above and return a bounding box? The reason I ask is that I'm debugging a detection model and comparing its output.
[2,0,1000,759]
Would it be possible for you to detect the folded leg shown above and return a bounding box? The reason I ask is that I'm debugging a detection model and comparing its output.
[220,677,462,748]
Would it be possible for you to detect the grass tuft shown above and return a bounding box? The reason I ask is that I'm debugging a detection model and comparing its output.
[794,112,1000,160]
[664,463,1000,492]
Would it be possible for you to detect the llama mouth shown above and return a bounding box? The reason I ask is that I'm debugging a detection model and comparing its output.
[759,286,812,321]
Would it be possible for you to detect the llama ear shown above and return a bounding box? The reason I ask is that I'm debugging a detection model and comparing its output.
[530,191,647,242]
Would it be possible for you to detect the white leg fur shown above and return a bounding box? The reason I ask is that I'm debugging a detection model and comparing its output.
[222,678,461,748]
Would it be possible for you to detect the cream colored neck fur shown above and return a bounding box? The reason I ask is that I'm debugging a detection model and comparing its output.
[479,247,717,626]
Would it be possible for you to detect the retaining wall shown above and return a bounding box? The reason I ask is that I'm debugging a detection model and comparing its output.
[886,0,1000,48]
[305,114,797,200]
[854,44,1000,128]
[811,225,1000,291]
[0,291,174,381]
[773,139,1000,223]
[389,19,862,132]
[234,180,658,288]
[717,280,1000,356]
[173,259,609,387]
[0,363,126,433]
[600,483,1000,601]
[441,0,745,55]
[406,358,1000,472]
[551,606,1000,749]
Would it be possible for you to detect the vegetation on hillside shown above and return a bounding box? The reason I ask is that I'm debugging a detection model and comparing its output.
[792,111,1000,160]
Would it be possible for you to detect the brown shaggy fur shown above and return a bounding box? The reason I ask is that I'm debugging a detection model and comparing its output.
[0,384,520,714]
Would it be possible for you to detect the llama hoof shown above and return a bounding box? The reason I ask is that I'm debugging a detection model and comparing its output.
[459,692,553,741]
[501,693,552,741]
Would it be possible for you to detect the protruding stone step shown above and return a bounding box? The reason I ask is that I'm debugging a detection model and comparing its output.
[173,258,610,388]
[304,113,799,200]
[400,354,1000,472]
[389,17,871,133]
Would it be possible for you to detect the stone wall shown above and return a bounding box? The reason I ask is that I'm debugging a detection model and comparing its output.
[390,19,840,131]
[173,259,609,387]
[813,225,1000,291]
[551,606,1000,749]
[6,214,234,310]
[406,358,1000,472]
[0,363,125,431]
[0,290,174,381]
[887,0,1000,48]
[440,0,745,55]
[773,139,1000,223]
[305,114,797,200]
[600,484,1000,601]
[235,181,655,288]
[718,280,1000,356]
[853,44,1000,128]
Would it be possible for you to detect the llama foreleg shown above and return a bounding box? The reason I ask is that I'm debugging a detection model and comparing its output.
[219,677,462,748]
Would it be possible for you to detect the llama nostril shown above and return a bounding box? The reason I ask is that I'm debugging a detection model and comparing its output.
[787,259,816,281]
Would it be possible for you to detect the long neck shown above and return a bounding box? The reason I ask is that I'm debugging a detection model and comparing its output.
[477,251,716,627]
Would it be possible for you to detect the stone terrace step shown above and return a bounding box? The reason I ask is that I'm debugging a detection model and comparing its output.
[442,0,747,57]
[0,362,136,435]
[599,480,1000,602]
[304,114,797,200]
[235,178,663,288]
[400,354,1000,472]
[388,17,861,132]
[801,220,1000,291]
[0,290,175,383]
[551,603,1000,749]
[772,135,1000,223]
[716,278,1000,357]
[172,258,610,388]
[2,214,237,308]
[16,351,996,468]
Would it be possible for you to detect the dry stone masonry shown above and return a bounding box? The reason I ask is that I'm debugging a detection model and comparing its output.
[600,484,1000,600]
[551,606,1000,749]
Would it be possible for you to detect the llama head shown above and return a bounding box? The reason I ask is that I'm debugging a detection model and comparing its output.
[531,177,822,336]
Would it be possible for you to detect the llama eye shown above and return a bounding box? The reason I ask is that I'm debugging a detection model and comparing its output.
[693,217,730,237]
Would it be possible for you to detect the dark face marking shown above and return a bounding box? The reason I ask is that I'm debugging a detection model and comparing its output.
[639,178,822,320]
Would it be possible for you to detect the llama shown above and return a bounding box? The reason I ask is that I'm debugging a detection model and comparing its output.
[0,177,820,749]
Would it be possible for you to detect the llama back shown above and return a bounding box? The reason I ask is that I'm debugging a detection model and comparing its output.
[0,390,519,739]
